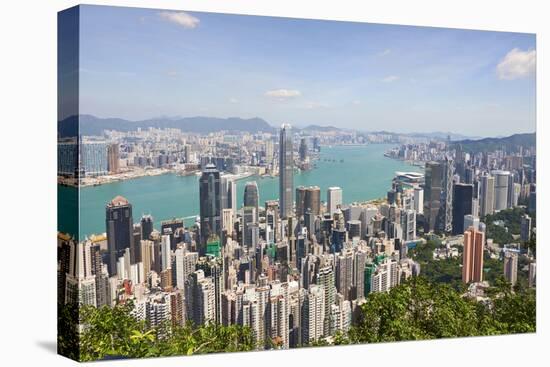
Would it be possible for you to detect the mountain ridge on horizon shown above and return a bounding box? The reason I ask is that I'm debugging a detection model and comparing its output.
[58,114,533,141]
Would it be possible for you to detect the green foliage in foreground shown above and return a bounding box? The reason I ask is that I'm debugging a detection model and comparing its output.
[59,301,254,361]
[58,277,535,361]
[344,277,535,345]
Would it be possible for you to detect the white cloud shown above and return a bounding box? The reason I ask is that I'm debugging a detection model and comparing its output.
[496,48,536,80]
[382,75,399,83]
[158,11,200,29]
[265,89,302,99]
[377,49,391,57]
[229,97,239,104]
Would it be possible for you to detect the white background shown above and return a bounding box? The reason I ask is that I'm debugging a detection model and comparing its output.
[0,0,547,366]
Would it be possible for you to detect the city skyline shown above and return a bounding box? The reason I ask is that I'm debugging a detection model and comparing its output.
[77,5,535,137]
[57,5,537,362]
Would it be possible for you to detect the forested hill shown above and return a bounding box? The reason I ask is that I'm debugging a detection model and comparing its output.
[452,133,535,153]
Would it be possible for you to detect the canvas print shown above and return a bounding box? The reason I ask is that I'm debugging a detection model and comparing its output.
[57,5,536,362]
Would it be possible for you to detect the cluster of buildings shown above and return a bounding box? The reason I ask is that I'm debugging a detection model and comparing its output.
[58,124,536,349]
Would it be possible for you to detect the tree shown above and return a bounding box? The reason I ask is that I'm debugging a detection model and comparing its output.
[349,277,535,344]
[72,301,255,361]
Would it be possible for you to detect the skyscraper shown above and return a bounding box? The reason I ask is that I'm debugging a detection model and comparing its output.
[437,157,454,233]
[452,183,473,235]
[317,266,335,336]
[503,251,518,286]
[279,124,294,219]
[65,240,97,307]
[423,161,443,233]
[480,173,495,217]
[106,196,134,277]
[243,181,259,222]
[492,170,511,211]
[221,177,237,213]
[199,164,221,255]
[295,186,307,219]
[327,187,342,216]
[336,250,354,301]
[302,285,325,343]
[305,186,321,216]
[462,227,485,283]
[521,214,532,243]
[296,186,321,218]
[140,215,154,241]
[185,270,215,326]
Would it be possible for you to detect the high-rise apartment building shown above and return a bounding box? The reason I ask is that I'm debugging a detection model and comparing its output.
[302,285,325,343]
[462,227,485,283]
[503,251,518,286]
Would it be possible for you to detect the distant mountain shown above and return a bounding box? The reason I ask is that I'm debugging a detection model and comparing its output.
[406,131,480,141]
[301,124,342,132]
[452,133,536,153]
[58,114,275,137]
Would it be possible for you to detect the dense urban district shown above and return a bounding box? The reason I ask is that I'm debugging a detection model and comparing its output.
[58,123,536,361]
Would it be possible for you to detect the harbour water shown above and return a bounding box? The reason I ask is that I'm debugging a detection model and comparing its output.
[59,144,421,240]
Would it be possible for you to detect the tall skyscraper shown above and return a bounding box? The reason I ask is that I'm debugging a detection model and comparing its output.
[106,196,134,277]
[242,206,258,252]
[297,186,321,218]
[503,251,518,286]
[140,215,154,241]
[520,214,532,243]
[243,181,259,222]
[160,235,171,271]
[279,124,294,219]
[295,186,307,219]
[299,137,308,162]
[492,170,511,211]
[437,157,454,233]
[423,161,443,233]
[506,172,516,208]
[327,187,342,216]
[480,173,495,217]
[336,250,354,301]
[462,227,485,283]
[317,266,335,336]
[199,164,221,255]
[452,183,473,235]
[265,139,274,165]
[305,186,321,216]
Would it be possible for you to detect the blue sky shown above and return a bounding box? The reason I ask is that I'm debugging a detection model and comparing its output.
[78,5,536,137]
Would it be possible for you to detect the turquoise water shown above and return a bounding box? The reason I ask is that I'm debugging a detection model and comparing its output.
[60,145,420,239]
